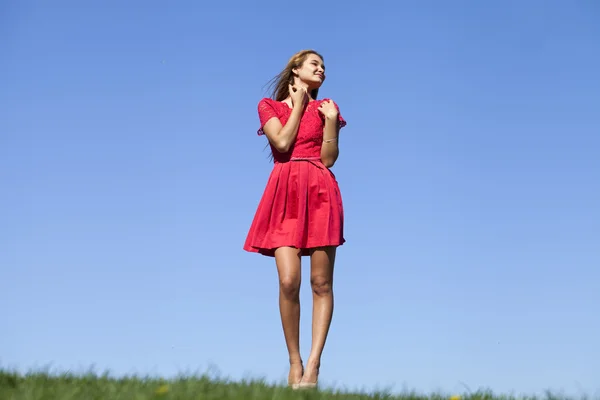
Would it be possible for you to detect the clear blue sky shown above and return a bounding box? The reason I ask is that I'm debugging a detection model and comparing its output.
[2,0,599,397]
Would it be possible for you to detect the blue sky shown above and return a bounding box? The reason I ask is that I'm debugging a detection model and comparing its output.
[1,0,599,397]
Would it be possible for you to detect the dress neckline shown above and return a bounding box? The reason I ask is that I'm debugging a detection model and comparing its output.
[279,99,320,110]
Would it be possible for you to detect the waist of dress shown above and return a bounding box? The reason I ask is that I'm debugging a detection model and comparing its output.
[276,156,322,163]
[274,156,326,169]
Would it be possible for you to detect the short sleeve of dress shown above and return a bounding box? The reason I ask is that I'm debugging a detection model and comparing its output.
[334,101,347,129]
[323,99,347,129]
[257,98,279,136]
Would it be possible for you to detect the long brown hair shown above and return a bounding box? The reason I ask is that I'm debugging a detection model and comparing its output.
[265,49,324,101]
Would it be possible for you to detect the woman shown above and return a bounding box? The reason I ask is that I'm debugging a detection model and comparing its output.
[243,49,347,390]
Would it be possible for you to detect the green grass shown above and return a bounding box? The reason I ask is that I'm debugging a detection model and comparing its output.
[0,368,593,400]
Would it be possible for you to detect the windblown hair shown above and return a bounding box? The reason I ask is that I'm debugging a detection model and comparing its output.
[265,49,323,101]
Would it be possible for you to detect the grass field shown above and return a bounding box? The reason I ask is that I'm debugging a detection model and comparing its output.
[0,369,592,400]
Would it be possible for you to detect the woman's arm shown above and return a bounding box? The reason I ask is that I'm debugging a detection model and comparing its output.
[319,100,341,168]
[321,116,340,168]
[263,104,304,153]
[263,85,308,153]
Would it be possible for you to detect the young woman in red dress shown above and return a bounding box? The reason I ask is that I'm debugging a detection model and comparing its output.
[243,49,347,390]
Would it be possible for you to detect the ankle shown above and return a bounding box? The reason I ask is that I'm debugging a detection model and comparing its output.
[305,357,320,369]
[289,356,303,365]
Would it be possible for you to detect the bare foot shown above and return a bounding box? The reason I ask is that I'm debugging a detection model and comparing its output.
[288,361,304,386]
[300,358,320,384]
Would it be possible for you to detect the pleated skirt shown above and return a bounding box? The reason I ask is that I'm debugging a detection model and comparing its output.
[243,159,345,257]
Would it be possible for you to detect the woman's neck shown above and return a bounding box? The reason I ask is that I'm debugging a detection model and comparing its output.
[294,80,316,95]
[283,80,316,104]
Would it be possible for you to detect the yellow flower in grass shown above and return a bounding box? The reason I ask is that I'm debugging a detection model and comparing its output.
[155,384,169,395]
[449,395,461,400]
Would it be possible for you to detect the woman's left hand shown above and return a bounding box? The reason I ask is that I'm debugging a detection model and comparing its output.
[318,100,339,120]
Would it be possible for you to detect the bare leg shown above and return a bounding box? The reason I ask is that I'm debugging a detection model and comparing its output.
[301,246,336,385]
[274,246,303,386]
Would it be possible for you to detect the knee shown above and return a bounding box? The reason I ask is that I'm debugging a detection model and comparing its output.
[279,276,300,298]
[311,276,332,297]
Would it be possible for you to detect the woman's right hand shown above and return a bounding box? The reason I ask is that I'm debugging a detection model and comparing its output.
[289,84,307,108]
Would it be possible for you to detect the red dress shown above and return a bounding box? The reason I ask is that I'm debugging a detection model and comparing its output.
[243,97,347,257]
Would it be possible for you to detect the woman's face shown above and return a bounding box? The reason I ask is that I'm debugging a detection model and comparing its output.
[295,53,326,88]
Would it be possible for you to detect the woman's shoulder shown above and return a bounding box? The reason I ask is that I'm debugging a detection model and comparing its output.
[318,97,344,110]
[258,97,274,104]
[258,97,285,114]
[258,97,283,107]
[318,97,338,104]
[317,97,347,127]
